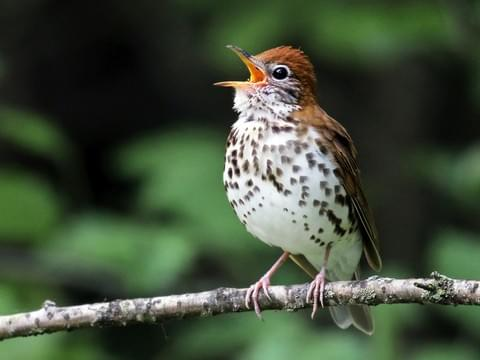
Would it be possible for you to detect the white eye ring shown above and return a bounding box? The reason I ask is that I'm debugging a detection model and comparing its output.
[271,65,290,80]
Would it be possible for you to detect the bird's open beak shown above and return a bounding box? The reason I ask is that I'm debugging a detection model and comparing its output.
[214,45,266,88]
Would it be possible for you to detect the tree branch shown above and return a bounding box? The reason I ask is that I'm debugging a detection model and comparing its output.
[0,272,478,341]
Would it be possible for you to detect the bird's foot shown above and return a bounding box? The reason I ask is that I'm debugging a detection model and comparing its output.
[245,276,272,319]
[306,267,327,319]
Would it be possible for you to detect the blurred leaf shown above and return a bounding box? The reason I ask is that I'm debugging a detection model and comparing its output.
[0,170,61,241]
[0,107,71,162]
[0,284,18,313]
[306,3,457,65]
[430,228,479,279]
[429,228,480,334]
[116,129,250,253]
[160,311,369,360]
[0,334,111,360]
[41,213,196,292]
[414,144,480,208]
[411,344,479,360]
[207,1,458,67]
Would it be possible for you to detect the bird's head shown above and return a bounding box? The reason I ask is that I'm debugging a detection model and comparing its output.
[215,45,318,115]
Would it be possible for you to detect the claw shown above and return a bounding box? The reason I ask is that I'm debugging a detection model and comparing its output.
[244,251,290,319]
[245,276,271,319]
[306,267,326,319]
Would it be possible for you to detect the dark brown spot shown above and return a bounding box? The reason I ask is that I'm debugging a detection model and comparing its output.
[227,168,233,179]
[335,194,346,206]
[334,225,347,236]
[298,200,306,207]
[320,145,328,154]
[290,177,297,185]
[306,152,314,160]
[267,173,284,192]
[281,155,292,164]
[284,189,292,196]
[299,175,308,183]
[334,185,341,194]
[276,167,283,177]
[325,187,332,197]
[292,165,301,173]
[246,179,253,187]
[333,168,341,177]
[323,168,330,176]
[253,185,260,192]
[320,181,327,189]
[308,160,316,168]
[313,200,320,207]
[327,209,342,225]
[318,228,324,233]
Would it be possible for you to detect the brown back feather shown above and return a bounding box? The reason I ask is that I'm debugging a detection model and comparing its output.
[293,105,382,271]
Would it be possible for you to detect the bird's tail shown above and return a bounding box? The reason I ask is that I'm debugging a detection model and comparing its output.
[329,304,374,335]
[328,270,374,335]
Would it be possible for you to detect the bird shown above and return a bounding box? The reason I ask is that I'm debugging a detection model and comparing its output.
[215,45,382,335]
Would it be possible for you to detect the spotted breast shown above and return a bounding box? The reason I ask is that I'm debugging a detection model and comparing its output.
[224,115,362,283]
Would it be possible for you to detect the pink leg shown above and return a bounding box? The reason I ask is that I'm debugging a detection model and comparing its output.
[306,243,332,319]
[246,251,290,319]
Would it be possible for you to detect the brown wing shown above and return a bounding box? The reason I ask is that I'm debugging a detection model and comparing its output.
[293,105,382,272]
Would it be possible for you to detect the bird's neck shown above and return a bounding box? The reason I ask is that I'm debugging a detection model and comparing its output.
[233,88,301,121]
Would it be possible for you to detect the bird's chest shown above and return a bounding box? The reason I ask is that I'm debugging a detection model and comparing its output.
[223,118,361,273]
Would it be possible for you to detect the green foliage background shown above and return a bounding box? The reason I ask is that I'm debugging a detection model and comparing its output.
[0,0,479,359]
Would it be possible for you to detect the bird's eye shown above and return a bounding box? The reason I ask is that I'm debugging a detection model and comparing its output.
[272,65,289,80]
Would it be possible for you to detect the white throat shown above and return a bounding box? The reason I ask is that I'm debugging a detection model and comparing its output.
[233,87,300,122]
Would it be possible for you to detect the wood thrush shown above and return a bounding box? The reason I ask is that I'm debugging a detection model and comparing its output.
[215,45,382,335]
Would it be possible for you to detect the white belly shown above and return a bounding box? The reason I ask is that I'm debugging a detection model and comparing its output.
[224,118,363,280]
